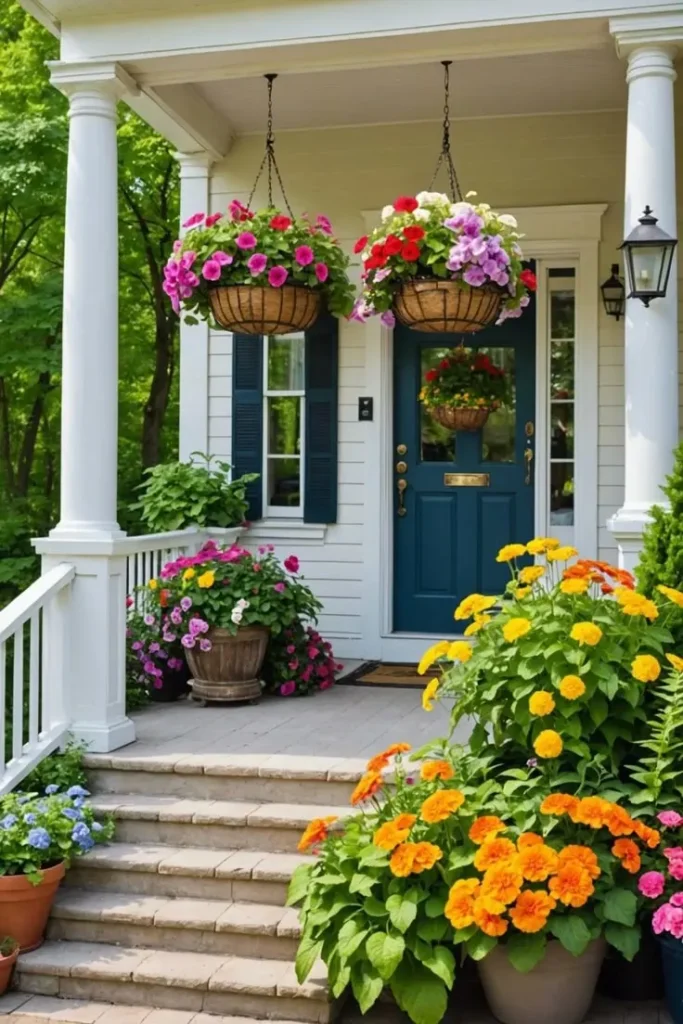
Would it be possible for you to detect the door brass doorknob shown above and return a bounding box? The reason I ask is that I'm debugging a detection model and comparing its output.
[397,444,407,455]
[397,478,407,517]
[524,445,534,485]
[396,460,408,474]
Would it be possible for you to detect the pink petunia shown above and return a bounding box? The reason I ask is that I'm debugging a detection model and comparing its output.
[236,232,258,250]
[284,555,300,574]
[205,213,223,228]
[247,253,268,275]
[670,860,683,882]
[320,679,333,690]
[286,645,296,654]
[316,215,333,235]
[273,582,286,594]
[269,266,288,288]
[182,213,204,229]
[213,250,233,266]
[638,871,666,898]
[659,811,683,828]
[381,310,396,329]
[280,681,296,696]
[671,893,683,908]
[664,847,683,862]
[314,262,329,283]
[202,259,222,281]
[295,245,314,266]
[307,646,320,659]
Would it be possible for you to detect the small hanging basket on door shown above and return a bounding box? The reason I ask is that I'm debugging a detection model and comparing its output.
[208,283,321,335]
[394,280,506,334]
[429,404,493,432]
[419,347,507,432]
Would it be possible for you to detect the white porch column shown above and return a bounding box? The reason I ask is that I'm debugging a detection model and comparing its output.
[608,42,679,571]
[33,64,139,752]
[177,152,213,462]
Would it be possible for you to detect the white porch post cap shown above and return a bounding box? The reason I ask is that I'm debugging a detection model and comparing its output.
[609,12,683,56]
[48,60,139,99]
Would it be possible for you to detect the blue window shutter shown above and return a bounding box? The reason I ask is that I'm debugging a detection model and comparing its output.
[232,333,263,521]
[304,313,338,524]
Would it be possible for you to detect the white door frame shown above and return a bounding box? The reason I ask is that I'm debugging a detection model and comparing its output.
[361,204,606,663]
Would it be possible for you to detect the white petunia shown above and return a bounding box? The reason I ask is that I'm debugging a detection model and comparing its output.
[449,202,474,218]
[231,610,243,624]
[498,214,518,229]
[413,208,431,222]
[381,205,394,221]
[416,191,449,207]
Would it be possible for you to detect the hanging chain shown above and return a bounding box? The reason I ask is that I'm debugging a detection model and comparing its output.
[247,73,295,217]
[429,61,462,200]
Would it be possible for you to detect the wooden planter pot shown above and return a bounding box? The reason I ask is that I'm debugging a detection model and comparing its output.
[0,947,18,995]
[394,279,505,334]
[186,625,269,704]
[0,862,65,952]
[429,405,492,432]
[208,284,321,335]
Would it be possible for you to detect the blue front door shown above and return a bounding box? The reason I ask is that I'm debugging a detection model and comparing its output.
[393,310,536,634]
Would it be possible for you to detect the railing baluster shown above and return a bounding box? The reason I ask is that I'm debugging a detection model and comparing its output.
[28,612,40,751]
[12,627,23,762]
[0,641,6,773]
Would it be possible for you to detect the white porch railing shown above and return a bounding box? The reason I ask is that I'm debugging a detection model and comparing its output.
[0,562,75,795]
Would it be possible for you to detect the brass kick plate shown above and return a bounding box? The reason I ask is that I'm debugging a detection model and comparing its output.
[444,472,490,487]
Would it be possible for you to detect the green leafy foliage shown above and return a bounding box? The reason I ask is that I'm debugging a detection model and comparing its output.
[627,666,683,810]
[18,740,87,794]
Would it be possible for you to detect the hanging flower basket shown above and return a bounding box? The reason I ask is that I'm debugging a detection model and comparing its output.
[429,404,493,432]
[394,279,506,334]
[419,347,508,432]
[208,282,321,336]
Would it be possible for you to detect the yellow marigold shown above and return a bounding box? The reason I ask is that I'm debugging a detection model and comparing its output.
[517,843,559,882]
[514,587,531,599]
[502,617,532,643]
[558,845,601,880]
[464,615,491,637]
[547,546,578,562]
[527,537,561,555]
[474,837,517,872]
[570,796,610,829]
[519,565,546,585]
[570,622,603,646]
[666,653,683,672]
[612,838,641,874]
[632,654,661,683]
[517,833,544,849]
[422,677,440,712]
[497,543,527,563]
[420,760,454,783]
[454,594,497,621]
[473,898,508,937]
[444,878,480,929]
[533,730,563,759]
[540,793,580,818]
[148,579,158,590]
[529,691,556,717]
[298,816,338,853]
[558,675,586,700]
[549,863,594,908]
[417,641,450,676]
[619,594,658,621]
[658,585,683,608]
[509,889,557,933]
[183,568,196,581]
[633,821,660,849]
[350,771,382,806]
[373,822,411,851]
[448,640,473,663]
[560,577,590,595]
[469,816,507,846]
[420,789,465,824]
[197,570,215,589]
[481,861,524,907]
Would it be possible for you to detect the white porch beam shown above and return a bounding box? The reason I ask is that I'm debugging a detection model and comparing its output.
[131,84,233,159]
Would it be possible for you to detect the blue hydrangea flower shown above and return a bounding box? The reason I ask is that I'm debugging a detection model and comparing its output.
[73,797,85,809]
[91,822,103,833]
[62,808,82,821]
[0,815,17,830]
[36,801,48,813]
[66,786,90,799]
[71,821,94,852]
[23,813,36,825]
[27,827,51,850]
[45,784,60,795]
[17,796,31,805]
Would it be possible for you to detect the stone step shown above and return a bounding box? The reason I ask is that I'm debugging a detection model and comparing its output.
[0,993,313,1023]
[85,752,365,807]
[65,842,311,905]
[16,941,331,1023]
[48,888,300,960]
[90,795,351,854]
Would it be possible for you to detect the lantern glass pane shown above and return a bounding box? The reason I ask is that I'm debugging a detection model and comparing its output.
[631,245,666,294]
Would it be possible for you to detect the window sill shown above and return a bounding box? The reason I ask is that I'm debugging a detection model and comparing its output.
[245,519,328,545]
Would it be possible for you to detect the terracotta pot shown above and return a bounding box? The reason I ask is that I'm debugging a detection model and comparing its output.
[429,405,492,432]
[477,938,606,1024]
[394,279,506,334]
[186,625,269,704]
[0,947,18,995]
[0,862,65,952]
[208,284,321,335]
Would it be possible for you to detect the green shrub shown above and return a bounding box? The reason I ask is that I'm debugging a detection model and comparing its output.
[18,740,87,794]
[638,440,683,596]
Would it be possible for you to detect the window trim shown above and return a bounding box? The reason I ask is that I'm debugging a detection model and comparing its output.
[547,272,577,546]
[262,335,306,520]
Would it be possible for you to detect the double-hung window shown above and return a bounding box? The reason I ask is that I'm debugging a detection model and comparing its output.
[263,334,305,517]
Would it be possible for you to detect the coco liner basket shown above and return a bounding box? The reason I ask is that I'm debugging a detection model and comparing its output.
[430,404,492,432]
[394,279,506,334]
[209,283,321,336]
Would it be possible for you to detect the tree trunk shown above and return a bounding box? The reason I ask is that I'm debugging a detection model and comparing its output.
[141,310,175,468]
[16,370,51,498]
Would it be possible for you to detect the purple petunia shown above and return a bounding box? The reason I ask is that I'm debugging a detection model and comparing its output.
[181,635,196,649]
[143,614,155,627]
[180,597,192,612]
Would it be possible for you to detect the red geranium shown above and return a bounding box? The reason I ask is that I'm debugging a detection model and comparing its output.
[394,196,419,214]
[384,234,403,256]
[365,255,387,271]
[270,215,292,231]
[440,359,450,369]
[371,242,386,258]
[402,241,421,262]
[403,225,425,242]
[520,269,537,291]
[425,369,439,382]
[353,235,368,254]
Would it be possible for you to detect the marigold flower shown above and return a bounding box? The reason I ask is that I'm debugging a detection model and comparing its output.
[633,820,661,849]
[514,587,531,599]
[519,565,546,585]
[666,653,683,672]
[417,641,450,676]
[448,640,473,663]
[658,585,683,608]
[518,843,559,882]
[183,568,196,581]
[373,822,411,851]
[534,730,563,759]
[571,796,610,829]
[558,845,601,880]
[526,537,560,555]
[560,577,590,595]
[481,861,524,907]
[420,789,465,823]
[509,889,557,933]
[632,654,661,683]
[412,842,443,872]
[454,594,497,620]
[148,579,158,590]
[420,760,454,783]
[394,813,417,830]
[350,771,382,806]
[502,617,532,643]
[547,546,578,562]
[384,743,412,758]
[445,878,480,929]
[612,838,641,874]
[517,832,544,849]
[474,837,517,872]
[558,675,586,700]
[464,614,491,636]
[366,753,390,773]
[549,863,594,907]
[570,622,603,646]
[473,899,508,937]
[540,793,580,817]
[469,816,507,845]
[529,691,556,717]
[197,570,215,589]
[604,804,636,837]
[618,592,658,620]
[497,543,527,563]
[422,677,440,712]
[298,815,338,852]
[389,843,415,877]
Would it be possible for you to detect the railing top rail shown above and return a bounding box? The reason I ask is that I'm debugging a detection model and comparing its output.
[116,528,204,556]
[0,562,75,646]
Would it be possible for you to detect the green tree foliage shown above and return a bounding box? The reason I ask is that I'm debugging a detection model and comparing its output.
[638,439,683,595]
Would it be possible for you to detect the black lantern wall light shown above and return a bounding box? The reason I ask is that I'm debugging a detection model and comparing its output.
[620,206,678,307]
[600,264,625,321]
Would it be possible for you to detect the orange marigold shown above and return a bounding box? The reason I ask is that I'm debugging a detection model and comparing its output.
[474,837,518,872]
[570,796,610,829]
[558,845,601,880]
[549,863,594,908]
[389,843,416,877]
[604,804,636,837]
[412,842,443,873]
[509,889,557,933]
[366,753,390,773]
[373,822,411,851]
[517,832,544,849]
[469,815,507,845]
[518,843,559,882]
[481,861,524,907]
[612,838,641,874]
[350,771,383,806]
[445,878,480,929]
[420,760,455,783]
[473,898,508,937]
[420,789,465,823]
[384,743,412,758]
[297,815,338,853]
[540,793,580,818]
[633,820,661,849]
[394,813,417,830]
